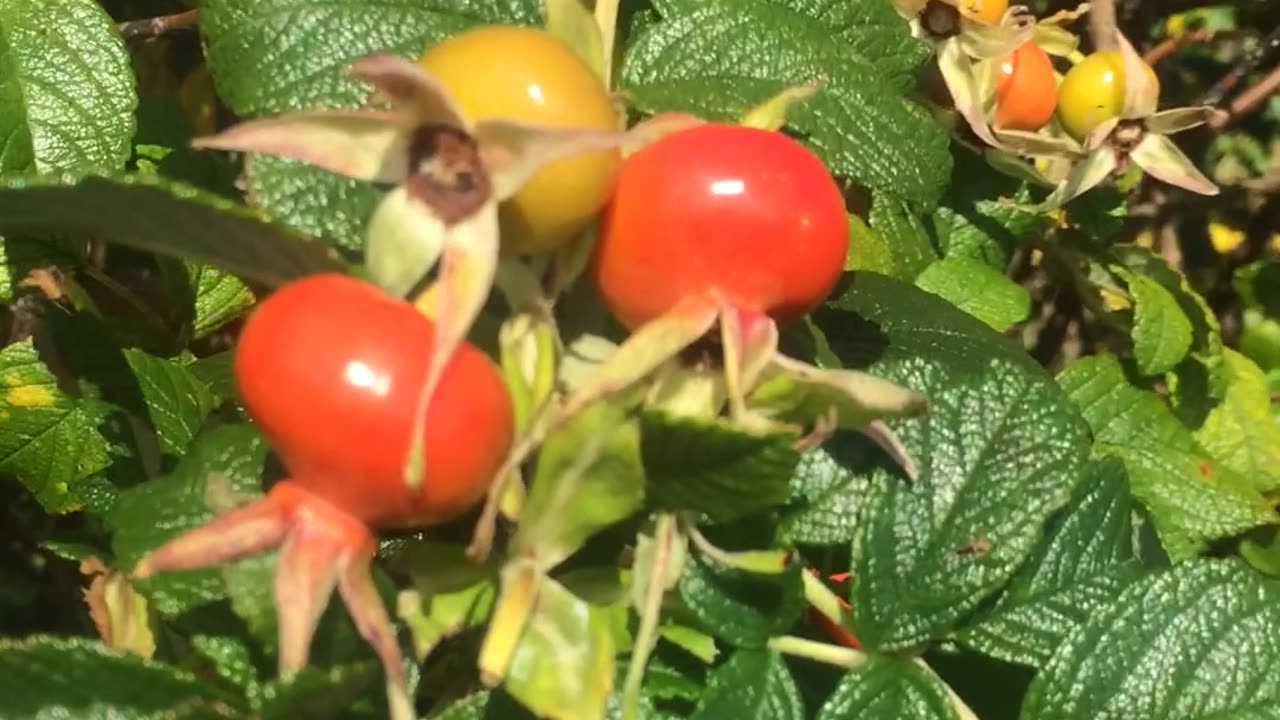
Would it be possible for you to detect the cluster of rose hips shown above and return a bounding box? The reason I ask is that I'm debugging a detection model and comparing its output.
[133,23,920,719]
[907,0,1222,209]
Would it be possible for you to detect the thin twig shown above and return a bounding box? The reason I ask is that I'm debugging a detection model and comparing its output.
[1088,0,1119,52]
[118,10,199,40]
[1209,64,1280,130]
[1200,25,1280,107]
[1143,30,1212,67]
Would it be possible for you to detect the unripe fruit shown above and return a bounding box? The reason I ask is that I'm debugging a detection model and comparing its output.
[592,124,849,330]
[417,26,621,255]
[1057,51,1160,142]
[234,274,514,529]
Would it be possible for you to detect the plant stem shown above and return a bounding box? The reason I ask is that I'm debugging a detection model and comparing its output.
[914,658,980,720]
[118,10,199,40]
[768,635,868,668]
[594,0,621,85]
[1087,0,1119,52]
[801,569,852,628]
[620,513,678,720]
[1209,64,1280,131]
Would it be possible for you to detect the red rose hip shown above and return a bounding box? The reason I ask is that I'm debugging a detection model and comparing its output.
[591,123,849,330]
[233,273,514,528]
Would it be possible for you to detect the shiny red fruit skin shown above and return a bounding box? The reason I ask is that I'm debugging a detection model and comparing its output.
[591,123,849,330]
[233,274,514,530]
[994,41,1058,132]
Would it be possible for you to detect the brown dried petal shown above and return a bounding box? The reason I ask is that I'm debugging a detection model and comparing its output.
[404,124,493,224]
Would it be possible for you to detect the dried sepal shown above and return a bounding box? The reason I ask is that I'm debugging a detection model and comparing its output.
[622,113,706,157]
[719,306,779,420]
[1033,23,1082,57]
[559,293,722,420]
[404,208,503,491]
[364,185,449,297]
[983,148,1058,187]
[992,128,1087,159]
[1116,32,1159,119]
[956,9,1035,60]
[1129,133,1220,196]
[1146,106,1226,136]
[938,40,1003,148]
[1013,147,1118,212]
[192,111,417,183]
[350,55,471,128]
[738,79,827,131]
[473,120,630,202]
[749,355,929,431]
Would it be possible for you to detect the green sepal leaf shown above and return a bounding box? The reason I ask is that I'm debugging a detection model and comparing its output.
[690,649,803,720]
[1058,355,1277,560]
[818,273,1089,650]
[621,0,950,208]
[816,655,957,720]
[914,257,1030,332]
[108,423,269,616]
[0,174,345,287]
[678,552,805,647]
[0,636,242,718]
[0,0,137,174]
[513,400,646,569]
[1020,561,1280,720]
[0,339,112,514]
[955,458,1144,667]
[641,410,800,524]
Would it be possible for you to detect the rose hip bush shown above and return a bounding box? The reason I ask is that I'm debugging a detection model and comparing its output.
[2,0,1280,719]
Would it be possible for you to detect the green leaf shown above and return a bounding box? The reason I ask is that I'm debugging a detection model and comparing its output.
[190,351,237,402]
[0,339,111,514]
[189,262,256,340]
[845,214,895,276]
[678,552,805,647]
[869,192,938,280]
[621,0,950,208]
[690,649,802,720]
[258,662,378,720]
[816,655,956,720]
[190,634,260,694]
[1117,269,1193,376]
[0,636,241,717]
[0,0,137,174]
[108,423,269,616]
[641,411,800,524]
[1111,246,1221,358]
[0,235,84,303]
[955,458,1144,667]
[200,0,542,248]
[513,400,646,569]
[0,173,345,287]
[817,273,1089,650]
[914,257,1030,333]
[1189,348,1280,493]
[122,350,218,456]
[1019,560,1280,720]
[504,575,615,720]
[933,154,1041,268]
[1239,308,1280,372]
[1058,355,1276,560]
[776,441,873,546]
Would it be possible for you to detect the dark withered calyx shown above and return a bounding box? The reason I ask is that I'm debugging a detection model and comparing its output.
[405,123,494,225]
